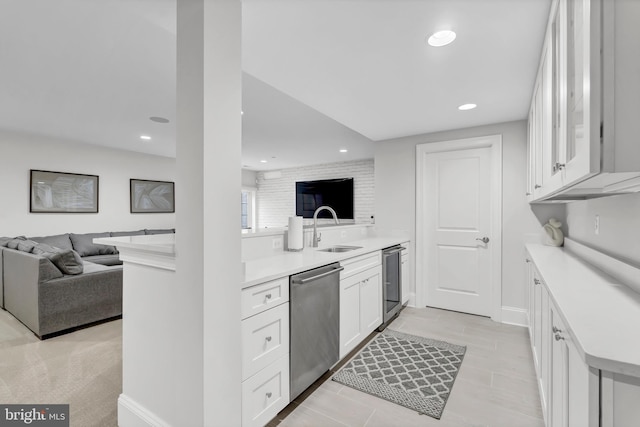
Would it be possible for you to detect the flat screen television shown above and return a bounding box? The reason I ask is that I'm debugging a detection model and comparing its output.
[295,178,354,219]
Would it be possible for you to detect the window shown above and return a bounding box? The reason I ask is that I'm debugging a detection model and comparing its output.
[241,188,255,229]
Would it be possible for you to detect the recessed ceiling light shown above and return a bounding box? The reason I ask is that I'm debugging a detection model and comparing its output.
[241,111,244,115]
[339,149,348,153]
[140,135,152,140]
[260,160,267,163]
[149,116,169,123]
[458,103,477,110]
[427,30,457,47]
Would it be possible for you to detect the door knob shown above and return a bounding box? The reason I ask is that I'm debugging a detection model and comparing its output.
[476,237,490,244]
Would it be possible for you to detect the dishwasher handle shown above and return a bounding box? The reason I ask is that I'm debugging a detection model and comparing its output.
[292,266,344,284]
[383,246,406,256]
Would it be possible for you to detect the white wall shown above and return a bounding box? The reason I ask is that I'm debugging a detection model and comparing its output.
[255,159,374,228]
[375,120,565,315]
[566,193,640,266]
[0,130,175,237]
[242,169,257,188]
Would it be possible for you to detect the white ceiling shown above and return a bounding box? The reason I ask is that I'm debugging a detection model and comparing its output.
[0,0,551,171]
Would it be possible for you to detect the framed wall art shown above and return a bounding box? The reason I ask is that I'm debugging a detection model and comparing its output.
[130,179,175,213]
[30,169,99,213]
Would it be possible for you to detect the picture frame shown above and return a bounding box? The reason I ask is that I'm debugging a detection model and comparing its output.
[130,179,175,213]
[30,169,99,213]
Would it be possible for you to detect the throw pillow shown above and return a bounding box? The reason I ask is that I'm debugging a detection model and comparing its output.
[29,233,73,251]
[32,243,84,275]
[6,236,26,249]
[32,243,61,255]
[69,233,117,257]
[0,237,13,247]
[46,250,84,275]
[17,239,39,253]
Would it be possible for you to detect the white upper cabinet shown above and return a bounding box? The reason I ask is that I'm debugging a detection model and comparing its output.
[527,0,640,202]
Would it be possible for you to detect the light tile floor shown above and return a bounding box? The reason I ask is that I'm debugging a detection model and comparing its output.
[0,306,543,427]
[272,307,544,427]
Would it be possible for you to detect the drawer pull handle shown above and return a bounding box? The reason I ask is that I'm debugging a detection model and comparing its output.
[266,392,272,398]
[552,326,562,333]
[533,278,541,285]
[265,336,272,342]
[265,294,272,300]
[555,333,564,341]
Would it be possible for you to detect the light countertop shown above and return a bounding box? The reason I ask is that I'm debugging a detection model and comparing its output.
[94,233,175,254]
[526,243,640,377]
[242,236,408,288]
[95,233,408,289]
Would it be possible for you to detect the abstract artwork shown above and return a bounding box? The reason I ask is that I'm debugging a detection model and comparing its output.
[130,179,175,213]
[30,169,99,213]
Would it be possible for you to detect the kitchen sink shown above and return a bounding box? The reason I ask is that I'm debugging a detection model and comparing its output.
[317,245,363,253]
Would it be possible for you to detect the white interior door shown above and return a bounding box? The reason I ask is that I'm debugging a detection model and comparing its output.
[417,136,500,318]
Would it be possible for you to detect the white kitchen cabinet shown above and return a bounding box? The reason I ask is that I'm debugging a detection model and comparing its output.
[241,355,289,427]
[339,252,382,359]
[526,258,535,344]
[549,301,595,427]
[241,277,290,427]
[527,0,640,201]
[400,241,411,305]
[526,245,616,427]
[538,272,551,423]
[601,372,640,427]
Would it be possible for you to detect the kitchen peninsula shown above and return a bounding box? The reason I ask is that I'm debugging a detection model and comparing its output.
[95,226,410,427]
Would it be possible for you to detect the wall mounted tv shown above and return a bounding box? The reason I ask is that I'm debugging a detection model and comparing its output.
[295,178,354,219]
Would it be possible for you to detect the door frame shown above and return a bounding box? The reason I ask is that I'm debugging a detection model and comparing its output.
[415,134,503,321]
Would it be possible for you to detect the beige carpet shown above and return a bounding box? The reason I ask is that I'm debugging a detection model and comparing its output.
[0,310,121,427]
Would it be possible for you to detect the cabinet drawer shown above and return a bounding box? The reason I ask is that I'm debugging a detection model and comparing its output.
[242,303,289,381]
[241,277,289,319]
[341,251,381,279]
[242,355,290,427]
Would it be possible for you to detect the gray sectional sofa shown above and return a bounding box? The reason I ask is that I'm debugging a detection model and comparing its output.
[0,228,173,338]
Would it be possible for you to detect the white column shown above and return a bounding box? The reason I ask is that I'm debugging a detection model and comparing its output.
[176,0,242,426]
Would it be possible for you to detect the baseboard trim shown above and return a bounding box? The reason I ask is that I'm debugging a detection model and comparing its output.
[501,306,528,327]
[402,292,416,308]
[118,394,171,427]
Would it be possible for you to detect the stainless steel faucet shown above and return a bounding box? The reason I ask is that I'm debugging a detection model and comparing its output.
[312,206,339,247]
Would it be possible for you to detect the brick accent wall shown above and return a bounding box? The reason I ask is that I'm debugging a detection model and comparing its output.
[256,159,374,228]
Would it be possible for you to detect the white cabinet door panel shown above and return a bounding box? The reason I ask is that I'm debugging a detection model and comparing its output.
[241,303,289,381]
[241,355,290,427]
[360,269,381,334]
[339,272,362,359]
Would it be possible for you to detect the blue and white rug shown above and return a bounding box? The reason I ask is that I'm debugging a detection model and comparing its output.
[332,329,466,419]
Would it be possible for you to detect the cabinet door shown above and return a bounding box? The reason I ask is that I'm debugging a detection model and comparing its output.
[563,0,595,185]
[550,303,569,427]
[360,269,382,334]
[550,301,593,427]
[540,282,551,423]
[533,273,542,373]
[526,258,535,342]
[566,333,592,426]
[542,3,565,196]
[601,372,640,427]
[339,273,362,359]
[400,254,411,304]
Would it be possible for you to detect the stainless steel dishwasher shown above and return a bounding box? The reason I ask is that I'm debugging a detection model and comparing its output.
[290,263,343,400]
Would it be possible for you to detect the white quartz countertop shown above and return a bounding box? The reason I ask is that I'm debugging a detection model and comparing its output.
[242,236,408,288]
[526,243,640,377]
[94,234,176,254]
[94,233,408,290]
